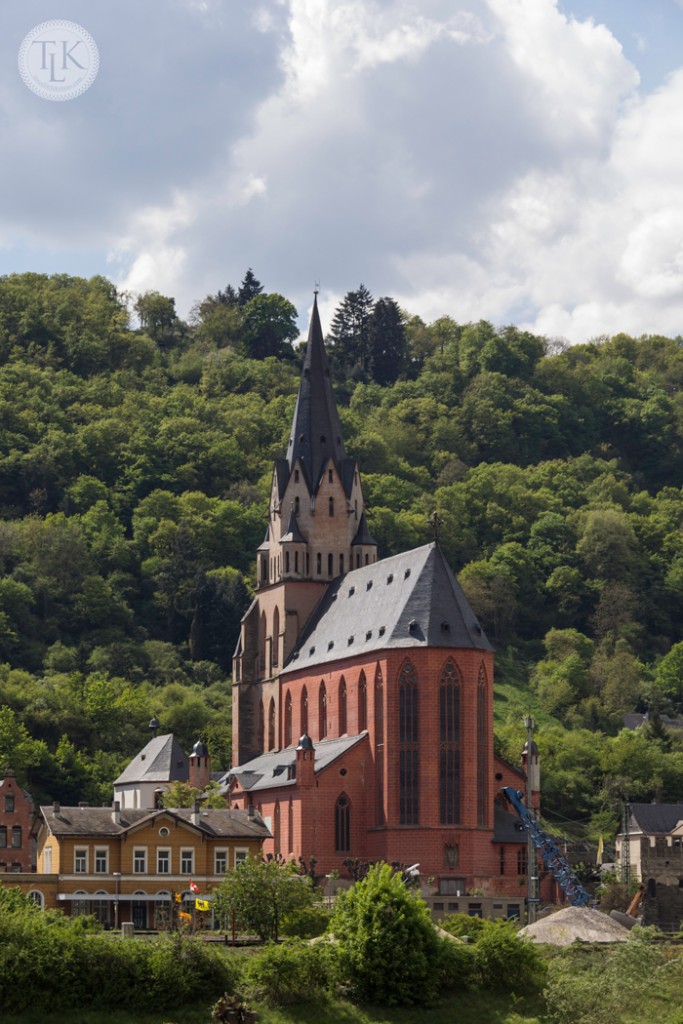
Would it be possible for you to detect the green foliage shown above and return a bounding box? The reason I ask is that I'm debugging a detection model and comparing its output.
[280,903,333,939]
[244,938,339,1005]
[544,929,665,1024]
[471,921,546,996]
[0,898,237,1014]
[213,856,317,942]
[330,863,443,1006]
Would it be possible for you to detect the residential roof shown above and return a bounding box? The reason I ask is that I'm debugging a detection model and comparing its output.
[227,733,368,792]
[113,734,189,786]
[284,294,352,494]
[625,803,683,836]
[285,542,492,673]
[40,805,271,840]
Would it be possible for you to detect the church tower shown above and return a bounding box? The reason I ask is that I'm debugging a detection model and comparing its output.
[232,295,377,765]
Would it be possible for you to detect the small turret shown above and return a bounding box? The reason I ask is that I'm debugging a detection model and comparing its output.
[189,738,211,791]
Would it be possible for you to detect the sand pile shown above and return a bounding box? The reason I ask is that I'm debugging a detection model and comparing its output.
[519,906,630,946]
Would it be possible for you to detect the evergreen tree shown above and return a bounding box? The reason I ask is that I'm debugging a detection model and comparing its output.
[237,268,263,306]
[368,296,407,385]
[327,284,374,377]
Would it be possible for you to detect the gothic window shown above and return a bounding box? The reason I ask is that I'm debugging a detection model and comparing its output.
[272,608,280,667]
[477,664,489,827]
[329,496,334,516]
[328,553,333,577]
[295,496,300,515]
[284,691,292,747]
[374,665,385,826]
[274,802,281,856]
[306,552,310,575]
[335,794,351,853]
[300,686,308,736]
[358,671,367,731]
[295,551,299,573]
[517,848,526,876]
[439,659,461,825]
[260,611,267,675]
[328,469,333,483]
[285,551,290,573]
[317,552,322,575]
[288,799,294,854]
[399,660,419,825]
[268,698,276,752]
[295,469,300,482]
[339,677,347,735]
[258,700,265,751]
[339,553,344,575]
[319,682,327,740]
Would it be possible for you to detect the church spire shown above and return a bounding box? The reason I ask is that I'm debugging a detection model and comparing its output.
[285,293,346,492]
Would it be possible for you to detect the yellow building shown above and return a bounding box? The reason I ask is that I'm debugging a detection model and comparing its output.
[20,802,270,928]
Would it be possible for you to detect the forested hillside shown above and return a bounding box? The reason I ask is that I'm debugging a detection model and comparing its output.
[1,270,682,843]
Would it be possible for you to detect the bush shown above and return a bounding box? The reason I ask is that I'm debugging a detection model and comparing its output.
[245,938,339,1005]
[440,912,488,941]
[438,936,477,991]
[331,862,443,1006]
[472,921,546,995]
[281,903,332,939]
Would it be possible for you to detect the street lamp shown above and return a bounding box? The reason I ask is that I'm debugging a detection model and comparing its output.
[523,715,538,926]
[113,872,121,931]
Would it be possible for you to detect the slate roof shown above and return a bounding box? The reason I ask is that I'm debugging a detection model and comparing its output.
[281,509,306,544]
[493,801,528,843]
[625,803,683,836]
[41,805,271,840]
[113,734,189,786]
[352,510,377,547]
[285,295,354,495]
[226,733,368,793]
[285,542,492,673]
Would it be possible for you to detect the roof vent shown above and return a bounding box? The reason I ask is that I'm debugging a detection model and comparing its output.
[441,621,450,633]
[309,646,315,656]
[348,636,354,646]
[475,624,482,634]
[320,435,327,443]
[379,626,386,637]
[349,586,355,596]
[387,574,394,584]
[404,568,411,579]
[409,619,418,632]
[366,630,372,641]
[328,641,334,650]
[299,433,305,443]
[366,580,373,591]
[140,754,146,761]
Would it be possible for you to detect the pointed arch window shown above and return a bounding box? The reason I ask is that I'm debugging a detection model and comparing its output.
[295,496,300,515]
[339,553,344,575]
[274,802,281,856]
[260,611,267,676]
[318,682,327,740]
[317,553,322,575]
[272,608,280,667]
[339,677,347,735]
[300,686,308,736]
[477,664,489,827]
[258,700,265,752]
[328,553,333,577]
[399,660,419,825]
[374,665,385,826]
[329,497,334,517]
[268,698,276,752]
[439,659,461,825]
[358,671,367,732]
[284,691,292,747]
[288,798,294,854]
[335,794,351,852]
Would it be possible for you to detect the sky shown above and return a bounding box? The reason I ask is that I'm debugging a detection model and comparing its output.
[3,0,683,343]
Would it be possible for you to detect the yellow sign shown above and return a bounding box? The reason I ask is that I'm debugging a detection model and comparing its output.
[195,898,210,912]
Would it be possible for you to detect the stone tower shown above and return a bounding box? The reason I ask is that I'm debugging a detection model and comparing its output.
[232,295,377,765]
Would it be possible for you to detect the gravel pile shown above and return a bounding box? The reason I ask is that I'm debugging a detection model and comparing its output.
[519,906,630,945]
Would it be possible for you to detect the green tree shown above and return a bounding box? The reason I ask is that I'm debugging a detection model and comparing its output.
[367,297,407,385]
[331,862,443,1006]
[328,284,374,377]
[213,855,316,942]
[240,294,298,360]
[237,269,263,306]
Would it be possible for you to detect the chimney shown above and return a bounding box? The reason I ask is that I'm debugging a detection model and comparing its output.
[192,800,201,826]
[295,734,315,789]
[53,801,61,815]
[247,802,255,819]
[112,800,121,825]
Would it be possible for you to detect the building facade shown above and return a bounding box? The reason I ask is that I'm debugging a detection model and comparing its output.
[0,771,34,873]
[229,297,536,896]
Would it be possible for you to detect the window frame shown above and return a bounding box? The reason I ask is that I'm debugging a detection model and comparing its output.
[157,847,171,874]
[133,847,148,874]
[180,848,195,875]
[74,847,88,873]
[94,846,109,873]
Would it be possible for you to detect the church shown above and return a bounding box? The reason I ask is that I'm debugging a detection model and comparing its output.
[228,296,537,896]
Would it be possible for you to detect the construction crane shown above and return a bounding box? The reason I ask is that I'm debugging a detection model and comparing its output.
[502,787,592,907]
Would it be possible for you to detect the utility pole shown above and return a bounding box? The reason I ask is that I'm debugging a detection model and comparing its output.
[524,714,538,925]
[622,801,631,889]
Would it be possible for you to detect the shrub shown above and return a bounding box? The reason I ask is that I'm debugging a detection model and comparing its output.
[245,938,339,1005]
[440,912,488,941]
[472,921,546,995]
[438,935,477,991]
[330,862,443,1006]
[281,903,332,939]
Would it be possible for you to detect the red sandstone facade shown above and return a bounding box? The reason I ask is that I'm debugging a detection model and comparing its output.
[231,297,544,899]
[0,771,34,873]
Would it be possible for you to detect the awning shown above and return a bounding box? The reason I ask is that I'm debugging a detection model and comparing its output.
[57,893,173,902]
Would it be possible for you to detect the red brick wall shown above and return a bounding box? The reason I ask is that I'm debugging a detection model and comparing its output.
[0,774,34,873]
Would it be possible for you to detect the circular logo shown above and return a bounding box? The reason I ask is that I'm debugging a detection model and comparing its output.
[18,20,99,102]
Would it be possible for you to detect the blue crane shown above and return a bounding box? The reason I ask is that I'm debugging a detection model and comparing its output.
[502,787,591,907]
